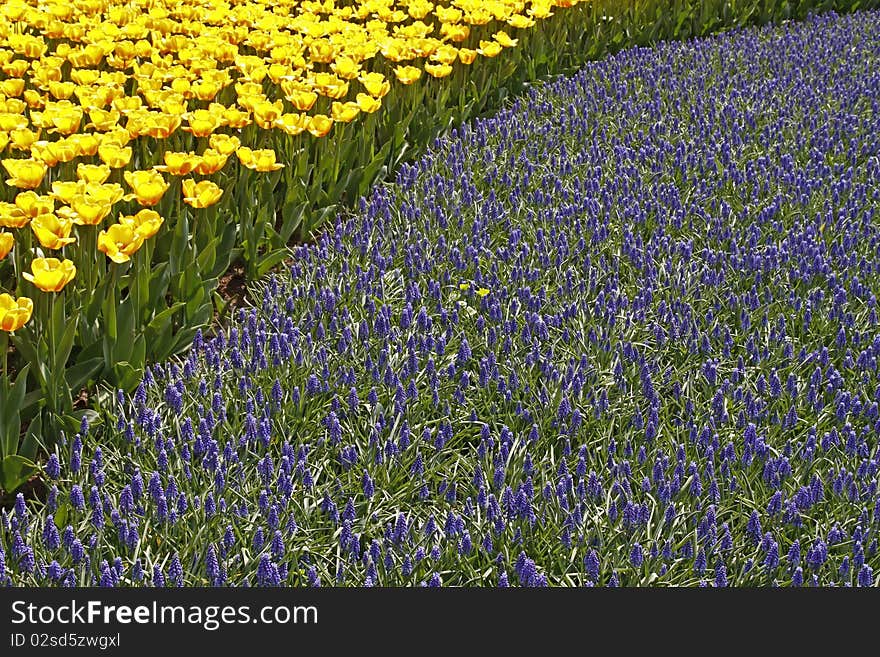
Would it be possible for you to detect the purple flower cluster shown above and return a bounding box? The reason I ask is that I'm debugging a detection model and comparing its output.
[2,11,879,587]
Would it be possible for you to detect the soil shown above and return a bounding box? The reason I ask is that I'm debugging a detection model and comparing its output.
[217,261,248,309]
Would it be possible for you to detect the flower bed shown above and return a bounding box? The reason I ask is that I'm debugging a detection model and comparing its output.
[3,9,880,586]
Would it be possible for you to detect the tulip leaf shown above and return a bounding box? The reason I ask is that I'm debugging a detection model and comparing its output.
[0,455,37,495]
[65,357,104,393]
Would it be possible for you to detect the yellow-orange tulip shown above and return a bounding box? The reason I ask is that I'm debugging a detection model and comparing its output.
[236,147,285,172]
[0,232,13,260]
[0,294,33,332]
[182,179,224,208]
[98,223,145,263]
[458,48,478,65]
[23,257,76,293]
[124,170,170,207]
[120,209,164,239]
[31,213,77,250]
[2,158,48,189]
[195,149,229,175]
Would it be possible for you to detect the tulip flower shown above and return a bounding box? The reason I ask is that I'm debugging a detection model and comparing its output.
[2,158,48,189]
[31,213,77,249]
[120,208,164,239]
[76,163,112,184]
[23,257,76,292]
[0,294,33,332]
[236,147,285,171]
[98,143,132,168]
[182,179,224,209]
[124,169,170,207]
[394,65,422,85]
[97,223,146,263]
[0,232,13,260]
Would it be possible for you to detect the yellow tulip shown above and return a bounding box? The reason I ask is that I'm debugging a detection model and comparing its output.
[355,93,382,114]
[314,73,348,100]
[183,109,222,137]
[98,143,133,168]
[50,181,84,205]
[9,128,39,151]
[70,195,113,226]
[307,115,334,139]
[83,183,125,206]
[0,232,13,260]
[331,57,361,80]
[2,158,48,189]
[359,72,390,98]
[124,170,170,207]
[69,133,100,157]
[120,209,164,240]
[76,163,111,184]
[494,31,519,48]
[432,44,459,66]
[31,213,77,250]
[85,108,121,132]
[0,202,29,229]
[154,151,202,176]
[223,107,251,128]
[182,179,224,208]
[508,13,536,28]
[142,113,181,139]
[253,99,284,129]
[97,223,145,264]
[477,41,503,58]
[331,101,361,123]
[23,257,76,293]
[440,23,470,42]
[286,89,318,112]
[236,147,285,172]
[274,113,309,136]
[394,65,422,85]
[424,62,454,78]
[0,294,33,332]
[15,191,54,218]
[209,133,241,156]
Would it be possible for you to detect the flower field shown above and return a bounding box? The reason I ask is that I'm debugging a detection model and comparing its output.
[1,8,878,587]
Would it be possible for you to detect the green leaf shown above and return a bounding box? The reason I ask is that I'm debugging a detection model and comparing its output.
[65,357,104,393]
[256,249,290,279]
[0,455,37,494]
